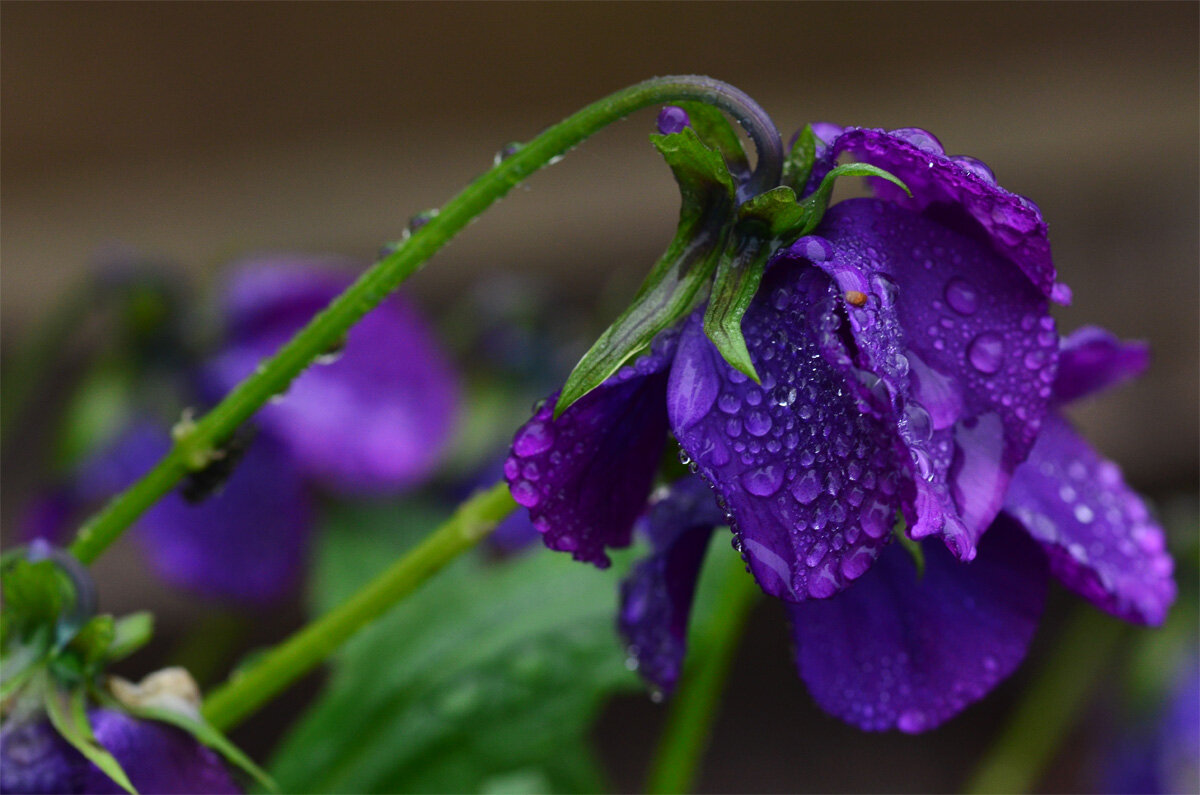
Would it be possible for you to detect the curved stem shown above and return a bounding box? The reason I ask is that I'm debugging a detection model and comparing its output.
[67,75,782,565]
[201,481,516,732]
[645,548,761,794]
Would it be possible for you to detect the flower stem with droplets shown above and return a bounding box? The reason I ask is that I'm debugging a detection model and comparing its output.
[201,481,516,732]
[646,547,761,794]
[66,74,782,566]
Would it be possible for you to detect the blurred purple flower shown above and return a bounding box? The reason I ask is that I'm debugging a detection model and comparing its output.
[1102,655,1199,794]
[505,126,1176,730]
[0,709,239,794]
[29,256,459,604]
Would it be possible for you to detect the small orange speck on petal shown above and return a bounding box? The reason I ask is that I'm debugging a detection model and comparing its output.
[844,290,868,307]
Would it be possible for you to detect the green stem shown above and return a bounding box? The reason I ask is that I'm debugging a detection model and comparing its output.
[964,607,1126,794]
[201,481,516,732]
[66,75,781,566]
[646,549,761,794]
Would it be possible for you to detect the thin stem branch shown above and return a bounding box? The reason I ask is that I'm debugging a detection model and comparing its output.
[201,481,516,732]
[67,75,782,566]
[645,549,761,794]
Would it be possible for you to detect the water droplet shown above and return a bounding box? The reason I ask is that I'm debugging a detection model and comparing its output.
[966,332,1005,374]
[656,106,690,135]
[745,410,772,437]
[513,422,555,457]
[904,404,933,443]
[897,708,927,733]
[511,480,540,508]
[790,470,821,504]
[717,393,741,414]
[493,141,524,165]
[943,277,979,316]
[1073,504,1095,524]
[870,274,898,308]
[408,208,439,232]
[741,465,783,496]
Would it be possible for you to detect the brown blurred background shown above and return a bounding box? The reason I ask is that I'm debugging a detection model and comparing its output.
[3,3,1197,792]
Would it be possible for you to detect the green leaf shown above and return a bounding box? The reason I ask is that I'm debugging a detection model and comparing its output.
[268,500,641,794]
[781,125,818,194]
[702,232,771,382]
[892,516,925,580]
[103,695,277,793]
[738,185,805,238]
[554,127,734,418]
[795,162,911,236]
[44,683,137,794]
[675,101,751,181]
[107,612,154,663]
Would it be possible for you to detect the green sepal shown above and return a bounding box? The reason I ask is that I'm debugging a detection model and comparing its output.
[738,185,805,238]
[702,232,771,382]
[2,558,74,642]
[675,101,751,181]
[553,127,735,418]
[65,615,116,673]
[781,125,818,194]
[100,692,278,793]
[796,162,911,235]
[44,682,138,794]
[107,612,154,663]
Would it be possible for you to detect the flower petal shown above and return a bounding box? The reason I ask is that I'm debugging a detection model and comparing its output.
[787,515,1047,733]
[1053,326,1150,405]
[1004,414,1175,625]
[810,126,1062,301]
[92,425,313,605]
[618,477,725,693]
[505,334,676,568]
[668,265,910,602]
[209,258,460,493]
[0,711,239,794]
[792,200,1059,560]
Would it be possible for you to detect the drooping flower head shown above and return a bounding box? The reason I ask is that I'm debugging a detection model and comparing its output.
[505,117,1176,731]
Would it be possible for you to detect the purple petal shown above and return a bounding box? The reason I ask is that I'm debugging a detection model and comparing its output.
[98,425,313,605]
[809,126,1062,301]
[209,257,460,493]
[0,710,239,794]
[505,334,676,568]
[787,516,1048,733]
[1004,414,1175,625]
[618,477,724,693]
[668,265,911,602]
[787,200,1059,560]
[1053,326,1150,405]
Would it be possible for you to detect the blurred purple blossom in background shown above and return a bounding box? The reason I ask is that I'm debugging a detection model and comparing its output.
[25,257,461,604]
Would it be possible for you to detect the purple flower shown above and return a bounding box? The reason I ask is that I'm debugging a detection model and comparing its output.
[0,709,239,794]
[32,256,460,604]
[506,126,1176,730]
[207,256,460,493]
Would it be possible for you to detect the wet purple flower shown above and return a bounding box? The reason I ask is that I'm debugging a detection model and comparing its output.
[505,126,1176,730]
[0,710,239,794]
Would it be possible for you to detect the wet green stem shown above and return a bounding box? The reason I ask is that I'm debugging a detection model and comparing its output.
[201,481,516,732]
[646,550,761,794]
[66,74,781,566]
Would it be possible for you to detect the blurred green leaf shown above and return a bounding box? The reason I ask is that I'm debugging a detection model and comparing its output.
[268,500,640,794]
[781,125,818,194]
[2,558,74,641]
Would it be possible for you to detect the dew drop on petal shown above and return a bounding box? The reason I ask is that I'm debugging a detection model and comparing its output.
[943,277,979,316]
[966,332,1005,374]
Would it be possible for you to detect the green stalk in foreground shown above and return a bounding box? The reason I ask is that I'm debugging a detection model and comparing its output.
[67,74,781,566]
[646,549,761,795]
[965,607,1126,794]
[201,481,517,732]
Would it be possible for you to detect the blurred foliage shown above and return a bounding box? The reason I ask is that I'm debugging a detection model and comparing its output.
[267,498,642,794]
